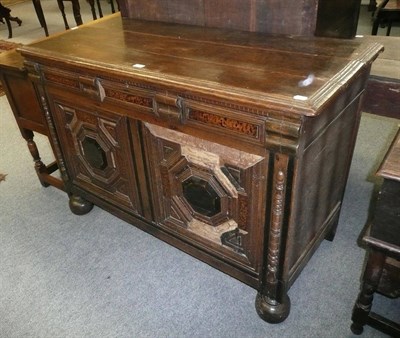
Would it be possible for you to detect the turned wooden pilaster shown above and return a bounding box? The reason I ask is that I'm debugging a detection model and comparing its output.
[256,153,291,324]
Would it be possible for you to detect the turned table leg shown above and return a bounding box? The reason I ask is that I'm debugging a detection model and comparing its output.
[23,129,49,187]
[351,250,385,334]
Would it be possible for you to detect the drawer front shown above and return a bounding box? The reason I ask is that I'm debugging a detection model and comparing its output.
[40,66,300,154]
[143,122,269,274]
[48,91,143,216]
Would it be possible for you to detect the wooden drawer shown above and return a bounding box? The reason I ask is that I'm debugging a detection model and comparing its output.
[40,66,301,157]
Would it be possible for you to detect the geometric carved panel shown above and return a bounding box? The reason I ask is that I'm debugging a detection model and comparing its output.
[75,122,117,183]
[52,101,142,215]
[143,122,269,270]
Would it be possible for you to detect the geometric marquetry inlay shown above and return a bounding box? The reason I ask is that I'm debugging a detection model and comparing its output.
[188,109,259,138]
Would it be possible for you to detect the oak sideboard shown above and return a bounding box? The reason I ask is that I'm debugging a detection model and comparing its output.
[1,14,383,323]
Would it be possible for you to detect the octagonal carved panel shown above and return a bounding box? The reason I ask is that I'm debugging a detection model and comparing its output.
[52,101,142,215]
[143,122,269,270]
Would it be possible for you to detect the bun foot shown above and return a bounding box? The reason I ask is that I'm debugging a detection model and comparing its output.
[255,292,290,323]
[69,195,94,215]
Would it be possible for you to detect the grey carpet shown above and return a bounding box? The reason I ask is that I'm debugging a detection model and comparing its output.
[0,94,399,337]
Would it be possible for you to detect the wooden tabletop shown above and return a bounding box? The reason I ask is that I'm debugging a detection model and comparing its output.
[17,14,383,117]
[377,127,400,182]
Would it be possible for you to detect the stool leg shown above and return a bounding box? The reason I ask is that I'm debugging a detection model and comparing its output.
[96,0,103,18]
[87,0,97,20]
[371,16,380,35]
[71,0,83,26]
[386,20,392,36]
[57,0,70,30]
[351,282,375,334]
[351,250,385,335]
[110,0,116,13]
[32,0,49,37]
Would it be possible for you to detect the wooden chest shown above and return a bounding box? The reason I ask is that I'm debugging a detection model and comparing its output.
[17,15,382,322]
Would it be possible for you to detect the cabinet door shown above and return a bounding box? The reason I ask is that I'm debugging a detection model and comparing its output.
[143,122,269,274]
[49,95,143,216]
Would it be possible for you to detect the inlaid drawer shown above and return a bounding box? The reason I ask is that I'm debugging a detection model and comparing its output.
[40,66,301,154]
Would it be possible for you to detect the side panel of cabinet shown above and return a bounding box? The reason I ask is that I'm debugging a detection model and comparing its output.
[47,89,144,217]
[142,122,269,276]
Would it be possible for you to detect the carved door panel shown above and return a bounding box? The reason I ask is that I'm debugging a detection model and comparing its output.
[50,97,143,216]
[143,122,269,273]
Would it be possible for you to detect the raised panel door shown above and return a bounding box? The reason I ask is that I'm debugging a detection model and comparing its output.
[48,93,143,216]
[143,122,269,275]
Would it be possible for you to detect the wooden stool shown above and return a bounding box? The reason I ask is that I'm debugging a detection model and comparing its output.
[372,0,400,35]
[351,129,400,336]
[0,2,22,39]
